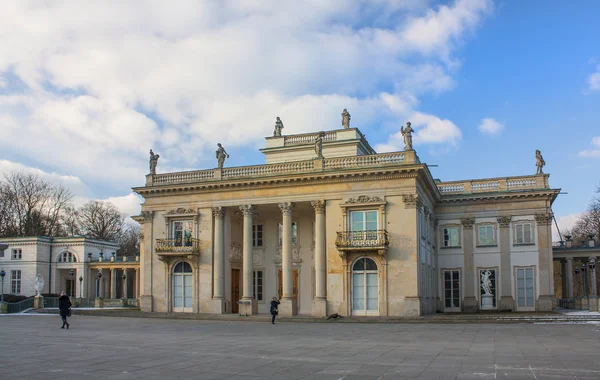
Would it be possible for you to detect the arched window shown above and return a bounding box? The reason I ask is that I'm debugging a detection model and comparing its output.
[352,257,378,316]
[172,261,193,312]
[58,251,77,263]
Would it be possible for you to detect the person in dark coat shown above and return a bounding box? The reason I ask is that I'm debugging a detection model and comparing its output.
[58,291,71,329]
[270,297,280,324]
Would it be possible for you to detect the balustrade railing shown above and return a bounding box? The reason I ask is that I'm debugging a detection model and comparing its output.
[284,131,337,146]
[335,230,389,249]
[437,175,544,195]
[155,238,201,253]
[153,170,214,185]
[324,152,405,170]
[222,161,315,178]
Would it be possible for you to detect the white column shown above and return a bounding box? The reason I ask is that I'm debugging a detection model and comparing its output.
[123,269,128,299]
[279,202,296,316]
[311,200,327,317]
[212,207,225,299]
[240,205,255,300]
[566,257,574,298]
[134,268,140,298]
[110,268,117,299]
[590,257,597,297]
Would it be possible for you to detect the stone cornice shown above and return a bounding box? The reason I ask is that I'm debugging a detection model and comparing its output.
[438,189,560,205]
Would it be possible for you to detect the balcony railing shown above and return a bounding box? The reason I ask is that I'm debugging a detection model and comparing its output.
[155,238,201,254]
[436,174,549,195]
[335,230,389,255]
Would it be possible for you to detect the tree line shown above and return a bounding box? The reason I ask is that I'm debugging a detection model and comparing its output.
[0,172,139,256]
[562,186,600,243]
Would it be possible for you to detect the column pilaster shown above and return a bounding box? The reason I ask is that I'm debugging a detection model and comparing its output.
[589,257,598,311]
[566,257,574,298]
[311,200,327,317]
[123,269,128,299]
[138,210,154,312]
[110,268,117,299]
[239,205,258,315]
[210,207,226,314]
[535,212,554,311]
[498,216,513,311]
[279,202,296,316]
[461,217,478,312]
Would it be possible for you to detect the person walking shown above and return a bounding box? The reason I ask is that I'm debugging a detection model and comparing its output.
[58,291,71,329]
[270,297,280,324]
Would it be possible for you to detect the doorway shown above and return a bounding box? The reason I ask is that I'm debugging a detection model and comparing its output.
[65,279,75,298]
[231,268,240,313]
[516,267,535,311]
[351,257,378,316]
[443,270,461,312]
[278,269,298,313]
[172,262,193,313]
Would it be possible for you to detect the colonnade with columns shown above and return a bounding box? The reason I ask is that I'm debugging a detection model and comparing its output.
[210,200,327,316]
[90,267,140,300]
[558,256,598,310]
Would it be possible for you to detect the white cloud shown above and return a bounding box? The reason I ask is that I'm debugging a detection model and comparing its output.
[553,213,582,241]
[478,118,504,135]
[578,136,600,157]
[0,0,493,196]
[588,65,600,91]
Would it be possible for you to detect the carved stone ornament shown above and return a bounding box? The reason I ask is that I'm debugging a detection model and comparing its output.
[252,247,265,266]
[402,194,419,208]
[534,212,553,226]
[142,211,154,220]
[497,216,512,228]
[166,207,196,215]
[311,200,325,214]
[347,195,383,204]
[239,205,255,217]
[278,202,294,215]
[212,206,225,219]
[274,246,302,263]
[228,243,242,261]
[461,217,475,229]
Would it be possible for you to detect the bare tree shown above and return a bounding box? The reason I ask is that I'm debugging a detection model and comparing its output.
[117,222,140,257]
[77,200,124,241]
[562,186,600,243]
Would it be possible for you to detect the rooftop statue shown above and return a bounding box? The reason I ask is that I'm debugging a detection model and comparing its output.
[273,117,284,137]
[341,109,351,129]
[216,143,230,169]
[149,149,160,175]
[400,122,414,151]
[315,131,325,158]
[535,150,545,174]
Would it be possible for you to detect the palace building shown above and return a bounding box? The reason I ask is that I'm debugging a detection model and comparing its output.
[132,126,560,317]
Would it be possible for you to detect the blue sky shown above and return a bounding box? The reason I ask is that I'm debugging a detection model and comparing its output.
[0,1,598,235]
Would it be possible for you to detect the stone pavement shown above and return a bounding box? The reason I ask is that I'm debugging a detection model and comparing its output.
[1,315,600,379]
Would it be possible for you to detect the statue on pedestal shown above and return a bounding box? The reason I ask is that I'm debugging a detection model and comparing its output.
[400,122,414,151]
[535,150,545,174]
[216,143,229,169]
[34,274,44,296]
[341,109,351,129]
[149,149,160,175]
[273,117,284,137]
[481,270,492,296]
[315,132,325,158]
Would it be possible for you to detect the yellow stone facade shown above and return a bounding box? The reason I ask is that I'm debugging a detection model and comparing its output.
[133,128,560,316]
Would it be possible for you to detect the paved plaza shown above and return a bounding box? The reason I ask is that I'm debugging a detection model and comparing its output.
[1,316,600,379]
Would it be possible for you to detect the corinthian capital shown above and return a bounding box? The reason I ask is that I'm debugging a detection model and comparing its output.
[461,217,475,229]
[278,202,294,216]
[239,205,255,217]
[534,212,553,226]
[212,206,226,219]
[497,216,512,228]
[402,194,419,209]
[311,200,325,214]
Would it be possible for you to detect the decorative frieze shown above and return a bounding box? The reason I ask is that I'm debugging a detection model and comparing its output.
[228,243,242,261]
[311,200,326,214]
[212,206,226,219]
[534,212,553,226]
[275,246,302,263]
[497,216,512,228]
[402,194,419,209]
[346,195,383,204]
[278,202,294,216]
[460,217,475,229]
[166,207,196,215]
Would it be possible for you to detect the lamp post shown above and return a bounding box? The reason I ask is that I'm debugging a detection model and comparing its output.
[69,269,75,298]
[78,276,83,301]
[96,271,102,298]
[0,269,5,303]
[122,273,127,299]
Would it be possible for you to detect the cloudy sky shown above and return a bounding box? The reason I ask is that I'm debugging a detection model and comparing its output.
[0,0,599,238]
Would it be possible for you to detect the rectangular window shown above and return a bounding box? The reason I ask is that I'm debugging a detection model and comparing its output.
[253,270,263,301]
[443,270,461,310]
[350,210,378,241]
[11,270,21,294]
[252,225,263,247]
[173,221,193,247]
[11,249,22,260]
[478,225,495,246]
[278,222,298,246]
[514,222,533,244]
[443,227,460,247]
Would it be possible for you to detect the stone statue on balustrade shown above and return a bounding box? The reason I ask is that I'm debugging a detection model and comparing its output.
[149,149,160,175]
[341,109,351,129]
[216,143,229,169]
[273,117,284,137]
[535,150,545,174]
[400,122,414,151]
[315,131,325,158]
[34,273,45,296]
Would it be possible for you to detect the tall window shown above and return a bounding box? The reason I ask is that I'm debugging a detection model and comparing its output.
[173,221,193,247]
[11,270,21,294]
[514,222,533,244]
[252,225,263,247]
[58,252,77,263]
[350,210,378,241]
[443,227,460,247]
[253,270,263,301]
[11,249,22,260]
[478,225,495,246]
[278,222,298,246]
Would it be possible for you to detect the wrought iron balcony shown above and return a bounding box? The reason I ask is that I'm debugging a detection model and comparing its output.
[155,238,201,255]
[335,230,389,256]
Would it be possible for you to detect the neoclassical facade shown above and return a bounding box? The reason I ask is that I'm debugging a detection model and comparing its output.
[133,128,560,316]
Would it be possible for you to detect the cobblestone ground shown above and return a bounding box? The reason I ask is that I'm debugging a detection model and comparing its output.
[1,315,600,379]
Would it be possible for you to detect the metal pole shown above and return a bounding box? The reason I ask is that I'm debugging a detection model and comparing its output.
[1,278,3,303]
